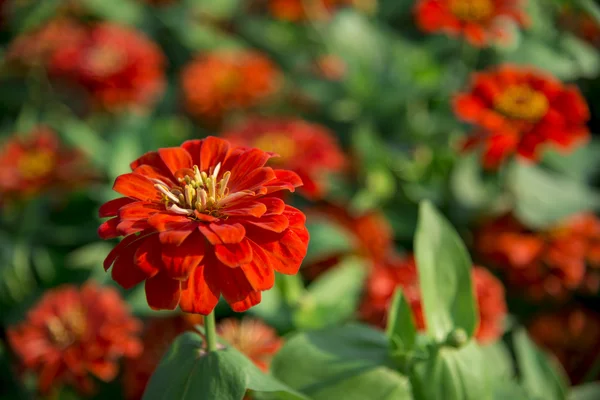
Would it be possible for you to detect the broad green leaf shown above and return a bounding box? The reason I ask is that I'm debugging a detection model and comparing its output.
[569,383,600,400]
[481,342,515,380]
[249,275,295,333]
[304,220,354,265]
[144,332,307,400]
[542,139,600,183]
[414,201,478,342]
[386,289,417,354]
[272,324,412,400]
[55,118,108,169]
[80,0,144,25]
[450,153,499,209]
[513,329,568,400]
[492,382,530,400]
[507,161,600,229]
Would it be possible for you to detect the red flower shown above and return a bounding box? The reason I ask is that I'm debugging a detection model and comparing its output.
[180,51,281,121]
[98,137,309,314]
[454,65,590,168]
[314,55,347,81]
[217,318,282,371]
[122,315,201,400]
[414,0,528,47]
[49,23,165,111]
[222,118,346,199]
[528,307,600,384]
[268,0,351,21]
[7,282,142,395]
[0,127,94,199]
[475,213,600,300]
[359,255,507,343]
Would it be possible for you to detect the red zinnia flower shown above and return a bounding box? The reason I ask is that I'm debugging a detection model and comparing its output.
[222,118,346,199]
[414,0,528,47]
[268,0,351,21]
[528,307,600,384]
[49,23,165,111]
[0,127,94,200]
[122,315,201,400]
[217,318,282,371]
[180,51,281,121]
[359,255,507,343]
[7,282,142,395]
[98,137,309,314]
[454,65,590,168]
[475,213,600,300]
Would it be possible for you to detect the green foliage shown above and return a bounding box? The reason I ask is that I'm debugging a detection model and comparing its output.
[386,289,417,356]
[569,383,600,400]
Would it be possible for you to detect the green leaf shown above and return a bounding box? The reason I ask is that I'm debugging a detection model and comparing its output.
[80,0,144,25]
[507,161,600,229]
[414,201,478,342]
[513,329,568,400]
[481,342,515,381]
[107,114,149,180]
[304,220,354,265]
[450,153,499,210]
[144,332,307,400]
[386,289,417,354]
[542,139,600,183]
[272,324,412,400]
[294,257,367,330]
[569,383,600,400]
[492,382,530,400]
[55,118,108,170]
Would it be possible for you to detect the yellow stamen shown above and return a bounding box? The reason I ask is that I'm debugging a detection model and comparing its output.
[449,0,494,22]
[494,85,549,122]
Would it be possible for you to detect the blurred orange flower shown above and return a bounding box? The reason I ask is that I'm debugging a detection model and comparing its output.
[0,127,94,200]
[268,0,351,21]
[414,0,528,47]
[181,51,281,121]
[98,137,309,314]
[454,65,590,168]
[222,118,346,199]
[475,213,600,300]
[8,282,142,395]
[359,255,507,343]
[217,318,282,371]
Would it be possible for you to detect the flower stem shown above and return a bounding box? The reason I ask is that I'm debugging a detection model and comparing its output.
[204,311,218,352]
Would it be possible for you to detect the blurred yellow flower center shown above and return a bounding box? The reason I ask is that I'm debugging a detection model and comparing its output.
[494,85,549,121]
[253,133,295,163]
[18,150,55,180]
[86,44,125,77]
[449,0,494,22]
[215,69,242,94]
[46,307,87,348]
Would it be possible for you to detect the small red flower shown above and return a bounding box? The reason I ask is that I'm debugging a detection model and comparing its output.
[359,255,507,343]
[528,307,600,384]
[180,51,281,121]
[0,127,94,199]
[268,0,351,21]
[7,282,142,395]
[49,23,166,111]
[414,0,528,47]
[454,65,590,168]
[222,118,346,199]
[217,318,283,371]
[98,137,309,314]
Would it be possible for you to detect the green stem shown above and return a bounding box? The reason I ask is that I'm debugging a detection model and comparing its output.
[204,311,218,352]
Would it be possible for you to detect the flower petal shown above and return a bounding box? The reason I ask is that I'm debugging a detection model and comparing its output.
[98,217,120,239]
[240,242,275,291]
[134,235,163,277]
[229,167,275,193]
[245,214,289,233]
[198,225,223,245]
[148,213,192,232]
[215,240,253,267]
[130,151,170,175]
[229,291,262,312]
[99,197,134,218]
[207,263,254,303]
[179,265,220,314]
[158,147,193,175]
[200,136,231,172]
[145,271,181,310]
[222,201,267,217]
[181,140,203,165]
[111,238,154,289]
[113,173,161,202]
[209,222,246,244]
[259,196,286,215]
[161,231,205,280]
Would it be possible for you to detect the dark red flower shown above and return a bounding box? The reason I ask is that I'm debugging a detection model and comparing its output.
[0,127,94,200]
[98,137,309,314]
[222,118,346,199]
[180,51,281,121]
[49,22,165,111]
[217,318,282,371]
[122,315,201,400]
[454,65,590,168]
[414,0,528,47]
[359,255,507,343]
[7,282,142,395]
[528,307,600,384]
[268,0,351,21]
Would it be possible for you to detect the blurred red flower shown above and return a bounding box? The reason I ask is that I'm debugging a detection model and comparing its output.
[0,127,94,200]
[122,315,201,400]
[181,51,281,121]
[7,282,142,395]
[222,118,346,199]
[414,0,528,47]
[48,22,165,111]
[217,318,282,371]
[359,255,507,343]
[268,0,351,21]
[98,137,309,314]
[314,55,347,81]
[454,65,590,168]
[528,307,600,384]
[475,213,600,300]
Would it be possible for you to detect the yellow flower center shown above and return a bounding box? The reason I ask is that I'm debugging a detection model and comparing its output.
[253,133,296,164]
[494,85,550,122]
[18,150,55,180]
[86,44,125,77]
[449,0,494,22]
[215,69,242,94]
[46,307,87,348]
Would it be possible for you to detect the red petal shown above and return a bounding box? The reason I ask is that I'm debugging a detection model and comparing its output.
[111,238,153,289]
[145,271,181,310]
[200,136,231,172]
[229,167,276,193]
[207,263,254,303]
[161,231,205,280]
[198,225,223,245]
[132,165,174,184]
[134,235,163,277]
[229,291,262,312]
[99,197,134,218]
[181,140,203,166]
[119,202,163,220]
[148,213,193,232]
[265,170,303,194]
[103,233,148,271]
[222,201,267,217]
[113,173,161,202]
[453,94,486,122]
[179,265,220,314]
[159,229,195,246]
[241,243,275,291]
[98,218,120,239]
[130,151,170,175]
[258,196,285,215]
[226,148,272,183]
[245,215,289,233]
[159,147,193,174]
[209,222,246,244]
[215,240,253,267]
[117,219,150,236]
